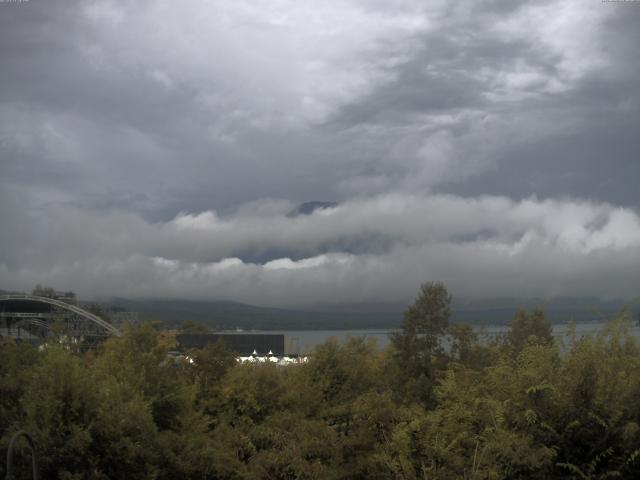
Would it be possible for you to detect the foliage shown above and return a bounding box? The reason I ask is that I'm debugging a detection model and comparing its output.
[32,284,57,298]
[507,308,554,355]
[180,320,211,334]
[391,282,452,406]
[2,294,640,479]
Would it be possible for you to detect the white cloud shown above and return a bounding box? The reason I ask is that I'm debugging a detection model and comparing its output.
[80,0,429,127]
[264,254,351,270]
[1,189,639,306]
[490,0,610,93]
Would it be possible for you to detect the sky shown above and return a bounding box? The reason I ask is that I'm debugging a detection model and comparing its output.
[0,0,639,308]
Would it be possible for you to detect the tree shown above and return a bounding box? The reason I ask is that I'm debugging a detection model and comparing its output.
[93,323,190,431]
[247,414,341,480]
[15,346,160,479]
[0,339,41,434]
[180,320,210,334]
[507,308,554,355]
[189,339,237,414]
[32,284,56,298]
[391,282,452,406]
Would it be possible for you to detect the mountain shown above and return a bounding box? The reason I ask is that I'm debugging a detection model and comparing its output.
[105,296,636,331]
[109,298,401,330]
[289,201,338,217]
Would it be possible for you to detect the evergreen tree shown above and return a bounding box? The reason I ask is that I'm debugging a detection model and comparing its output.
[507,308,554,355]
[391,281,452,406]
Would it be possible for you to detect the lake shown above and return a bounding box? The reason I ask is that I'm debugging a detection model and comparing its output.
[258,322,640,354]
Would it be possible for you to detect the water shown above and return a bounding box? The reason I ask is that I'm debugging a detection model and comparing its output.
[262,322,640,354]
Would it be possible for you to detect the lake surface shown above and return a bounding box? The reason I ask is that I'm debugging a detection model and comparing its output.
[258,322,640,354]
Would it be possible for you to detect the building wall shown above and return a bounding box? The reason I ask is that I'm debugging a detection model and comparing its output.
[176,333,286,356]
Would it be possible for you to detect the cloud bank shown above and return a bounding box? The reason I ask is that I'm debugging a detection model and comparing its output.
[0,0,638,306]
[2,190,639,306]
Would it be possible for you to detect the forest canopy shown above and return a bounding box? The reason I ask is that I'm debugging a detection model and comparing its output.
[1,283,640,479]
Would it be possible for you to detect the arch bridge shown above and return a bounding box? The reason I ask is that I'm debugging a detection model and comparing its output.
[0,294,121,343]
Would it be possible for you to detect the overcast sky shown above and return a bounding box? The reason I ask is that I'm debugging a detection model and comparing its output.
[1,0,639,307]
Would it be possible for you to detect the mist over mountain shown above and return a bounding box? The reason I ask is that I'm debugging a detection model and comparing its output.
[4,278,635,330]
[289,201,339,217]
[106,296,635,331]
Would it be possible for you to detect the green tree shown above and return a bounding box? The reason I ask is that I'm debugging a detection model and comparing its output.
[0,340,41,435]
[550,314,640,478]
[188,339,237,415]
[180,320,210,334]
[247,413,341,480]
[32,284,56,298]
[507,308,554,355]
[301,337,387,475]
[93,323,190,432]
[391,282,452,406]
[218,363,289,426]
[14,346,160,479]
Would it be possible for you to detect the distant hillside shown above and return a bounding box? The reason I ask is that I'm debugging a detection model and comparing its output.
[5,286,633,330]
[288,201,338,216]
[109,298,401,330]
[106,297,636,331]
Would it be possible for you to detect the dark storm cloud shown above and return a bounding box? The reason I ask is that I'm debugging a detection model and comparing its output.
[325,1,640,204]
[0,0,638,305]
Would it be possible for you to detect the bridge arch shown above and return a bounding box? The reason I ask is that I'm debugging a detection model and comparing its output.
[0,294,121,338]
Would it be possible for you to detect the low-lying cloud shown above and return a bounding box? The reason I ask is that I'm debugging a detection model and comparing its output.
[2,189,638,307]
